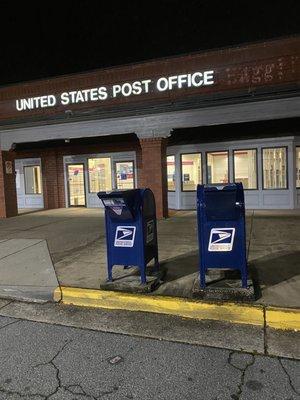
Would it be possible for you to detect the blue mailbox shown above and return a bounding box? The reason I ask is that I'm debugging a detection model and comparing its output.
[97,189,159,284]
[197,183,248,288]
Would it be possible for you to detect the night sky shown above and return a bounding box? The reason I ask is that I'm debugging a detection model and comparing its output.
[1,0,299,86]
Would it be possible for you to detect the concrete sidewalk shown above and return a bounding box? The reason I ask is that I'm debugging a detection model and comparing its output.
[0,238,59,302]
[0,208,299,308]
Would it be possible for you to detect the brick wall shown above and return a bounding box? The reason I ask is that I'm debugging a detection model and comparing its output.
[139,138,168,218]
[41,151,60,209]
[0,150,18,218]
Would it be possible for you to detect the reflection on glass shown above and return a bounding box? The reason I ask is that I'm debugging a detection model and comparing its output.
[15,168,21,190]
[167,156,176,191]
[115,161,135,189]
[296,147,300,188]
[88,158,112,193]
[206,151,229,184]
[67,164,86,206]
[234,149,257,189]
[263,148,287,189]
[181,153,202,191]
[24,165,42,194]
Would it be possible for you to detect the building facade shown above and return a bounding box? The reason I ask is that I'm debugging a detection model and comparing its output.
[0,36,299,218]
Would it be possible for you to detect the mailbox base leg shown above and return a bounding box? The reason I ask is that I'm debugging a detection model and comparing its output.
[140,267,147,285]
[107,266,113,282]
[153,255,159,273]
[241,271,248,289]
[200,268,206,289]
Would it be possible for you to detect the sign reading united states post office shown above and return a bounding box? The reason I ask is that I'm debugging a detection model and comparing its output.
[15,71,214,111]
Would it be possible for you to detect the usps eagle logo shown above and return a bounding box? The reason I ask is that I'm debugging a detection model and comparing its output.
[114,226,136,247]
[208,228,235,252]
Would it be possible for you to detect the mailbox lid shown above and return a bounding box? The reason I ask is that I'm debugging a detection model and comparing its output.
[198,183,244,221]
[97,189,142,220]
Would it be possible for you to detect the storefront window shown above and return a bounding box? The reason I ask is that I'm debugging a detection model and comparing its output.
[206,151,229,184]
[24,165,42,194]
[296,147,300,188]
[233,149,257,189]
[262,147,287,189]
[181,153,202,191]
[167,156,176,191]
[115,161,135,189]
[88,158,112,192]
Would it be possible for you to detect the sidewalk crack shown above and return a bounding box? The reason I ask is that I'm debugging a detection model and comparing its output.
[33,339,74,399]
[228,351,255,400]
[278,358,300,396]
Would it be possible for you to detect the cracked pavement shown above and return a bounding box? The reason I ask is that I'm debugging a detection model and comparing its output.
[0,316,299,400]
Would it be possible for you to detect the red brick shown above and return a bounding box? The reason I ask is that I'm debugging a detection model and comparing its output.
[0,150,18,218]
[139,138,168,219]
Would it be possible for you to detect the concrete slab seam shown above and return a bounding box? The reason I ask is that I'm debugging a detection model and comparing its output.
[0,239,45,261]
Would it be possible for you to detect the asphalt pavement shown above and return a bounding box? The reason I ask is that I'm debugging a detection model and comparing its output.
[0,314,299,400]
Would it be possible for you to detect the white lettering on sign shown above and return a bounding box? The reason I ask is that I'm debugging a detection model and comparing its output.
[16,95,57,111]
[156,71,214,92]
[15,70,215,111]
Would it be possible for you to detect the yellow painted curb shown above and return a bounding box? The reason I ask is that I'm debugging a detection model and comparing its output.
[53,286,62,302]
[266,307,300,331]
[56,286,264,327]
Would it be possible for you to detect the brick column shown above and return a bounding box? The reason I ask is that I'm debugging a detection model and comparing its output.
[138,134,169,219]
[42,151,60,210]
[56,153,66,208]
[0,150,18,218]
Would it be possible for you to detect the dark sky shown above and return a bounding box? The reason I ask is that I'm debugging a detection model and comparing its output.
[1,0,299,86]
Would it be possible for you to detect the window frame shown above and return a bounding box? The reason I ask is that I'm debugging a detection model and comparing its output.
[233,148,258,190]
[296,146,300,189]
[87,157,112,194]
[23,165,43,195]
[261,146,288,190]
[205,150,230,185]
[167,155,176,192]
[180,152,203,192]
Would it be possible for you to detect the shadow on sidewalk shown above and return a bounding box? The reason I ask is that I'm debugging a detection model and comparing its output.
[250,250,300,287]
[160,250,198,282]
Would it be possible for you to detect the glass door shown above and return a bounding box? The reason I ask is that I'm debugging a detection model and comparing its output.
[14,159,44,210]
[67,164,86,206]
[24,165,42,194]
[114,161,135,190]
